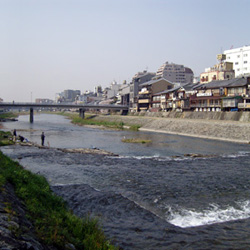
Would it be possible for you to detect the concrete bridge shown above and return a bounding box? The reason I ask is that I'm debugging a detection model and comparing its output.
[0,102,129,123]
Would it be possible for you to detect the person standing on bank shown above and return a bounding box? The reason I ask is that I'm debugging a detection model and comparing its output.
[41,132,45,146]
[13,129,17,142]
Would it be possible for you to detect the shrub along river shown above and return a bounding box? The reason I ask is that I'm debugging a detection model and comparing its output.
[1,114,250,249]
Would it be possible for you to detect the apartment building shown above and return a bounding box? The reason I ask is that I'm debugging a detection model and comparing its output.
[156,61,194,85]
[224,45,250,77]
[200,54,235,83]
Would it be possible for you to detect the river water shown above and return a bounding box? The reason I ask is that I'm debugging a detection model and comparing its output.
[1,114,250,249]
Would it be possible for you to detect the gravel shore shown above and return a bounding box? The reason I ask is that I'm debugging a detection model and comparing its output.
[93,113,250,144]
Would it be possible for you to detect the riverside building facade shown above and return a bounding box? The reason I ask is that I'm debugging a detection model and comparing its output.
[129,71,156,112]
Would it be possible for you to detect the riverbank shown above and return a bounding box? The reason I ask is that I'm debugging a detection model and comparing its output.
[87,112,250,144]
[0,131,117,250]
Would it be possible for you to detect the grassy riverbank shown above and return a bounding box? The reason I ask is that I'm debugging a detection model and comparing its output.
[0,131,14,146]
[121,138,152,144]
[0,112,18,120]
[0,131,117,250]
[61,112,141,131]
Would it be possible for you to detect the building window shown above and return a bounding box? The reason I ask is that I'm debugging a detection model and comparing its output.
[228,87,244,95]
[244,61,248,64]
[244,54,248,57]
[237,55,240,58]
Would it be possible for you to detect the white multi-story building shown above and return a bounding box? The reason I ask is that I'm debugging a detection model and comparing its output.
[224,45,250,78]
[156,61,194,85]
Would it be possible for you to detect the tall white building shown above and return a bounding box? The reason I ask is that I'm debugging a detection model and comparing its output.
[224,45,250,78]
[156,61,194,85]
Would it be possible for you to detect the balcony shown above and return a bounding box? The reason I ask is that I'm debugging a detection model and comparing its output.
[138,99,150,104]
[190,103,221,108]
[139,90,150,95]
[238,103,250,109]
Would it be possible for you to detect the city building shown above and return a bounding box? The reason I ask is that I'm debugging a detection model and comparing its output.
[152,83,199,111]
[104,81,122,100]
[200,54,235,84]
[224,45,250,78]
[129,71,156,112]
[63,89,81,102]
[116,84,130,105]
[156,61,194,85]
[94,85,103,97]
[190,77,250,111]
[35,98,54,104]
[137,78,174,111]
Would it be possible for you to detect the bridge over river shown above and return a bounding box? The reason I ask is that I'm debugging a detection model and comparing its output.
[0,102,129,123]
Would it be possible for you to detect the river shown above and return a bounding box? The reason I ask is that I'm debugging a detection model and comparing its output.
[1,114,250,249]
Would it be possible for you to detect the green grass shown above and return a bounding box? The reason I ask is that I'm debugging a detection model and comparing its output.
[0,131,14,146]
[62,113,125,130]
[0,112,18,119]
[0,150,117,250]
[60,112,141,131]
[128,124,141,131]
[121,138,151,144]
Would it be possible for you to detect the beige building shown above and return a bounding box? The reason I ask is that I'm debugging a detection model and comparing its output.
[200,54,235,84]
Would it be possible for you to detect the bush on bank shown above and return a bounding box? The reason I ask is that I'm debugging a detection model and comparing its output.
[0,131,117,250]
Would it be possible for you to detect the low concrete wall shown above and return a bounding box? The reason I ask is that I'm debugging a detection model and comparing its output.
[93,112,250,143]
[130,111,250,122]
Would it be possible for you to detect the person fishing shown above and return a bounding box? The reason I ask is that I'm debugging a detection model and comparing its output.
[41,132,45,146]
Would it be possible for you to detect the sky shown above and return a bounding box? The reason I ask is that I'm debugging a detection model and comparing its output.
[1,0,250,102]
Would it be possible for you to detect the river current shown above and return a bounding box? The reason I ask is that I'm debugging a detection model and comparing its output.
[1,114,250,249]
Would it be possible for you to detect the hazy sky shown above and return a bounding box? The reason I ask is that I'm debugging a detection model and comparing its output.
[1,0,250,102]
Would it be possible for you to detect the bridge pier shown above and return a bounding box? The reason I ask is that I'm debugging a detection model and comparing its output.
[121,109,128,115]
[79,108,85,119]
[30,108,34,123]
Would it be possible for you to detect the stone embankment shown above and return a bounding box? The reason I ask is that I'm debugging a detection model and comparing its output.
[0,183,56,250]
[93,111,250,144]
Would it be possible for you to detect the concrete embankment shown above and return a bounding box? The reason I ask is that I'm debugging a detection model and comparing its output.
[92,111,250,144]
